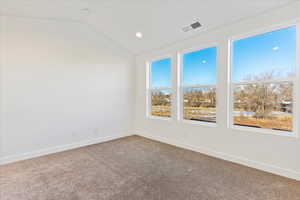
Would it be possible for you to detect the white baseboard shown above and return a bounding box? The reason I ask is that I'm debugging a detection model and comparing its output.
[0,133,133,166]
[2,132,299,181]
[137,132,300,181]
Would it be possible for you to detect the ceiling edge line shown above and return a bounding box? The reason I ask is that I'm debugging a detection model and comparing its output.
[83,21,135,56]
[0,13,134,57]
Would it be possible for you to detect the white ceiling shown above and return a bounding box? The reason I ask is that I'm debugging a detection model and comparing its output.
[1,0,298,54]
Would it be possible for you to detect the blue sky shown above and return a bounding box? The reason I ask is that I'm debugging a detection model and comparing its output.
[150,48,217,88]
[151,58,172,88]
[233,26,296,82]
[183,47,217,85]
[151,26,296,87]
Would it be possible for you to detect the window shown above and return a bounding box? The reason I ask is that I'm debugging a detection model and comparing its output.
[231,26,297,133]
[148,58,172,118]
[182,47,217,123]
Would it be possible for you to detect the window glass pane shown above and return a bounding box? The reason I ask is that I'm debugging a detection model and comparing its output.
[232,26,296,132]
[184,87,216,123]
[151,58,172,88]
[151,89,171,118]
[233,26,297,82]
[233,82,293,131]
[183,47,217,86]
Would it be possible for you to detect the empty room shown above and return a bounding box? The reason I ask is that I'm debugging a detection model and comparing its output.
[1,0,300,199]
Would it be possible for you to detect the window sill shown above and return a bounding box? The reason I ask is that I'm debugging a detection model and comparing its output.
[148,116,172,121]
[231,125,298,138]
[180,119,218,127]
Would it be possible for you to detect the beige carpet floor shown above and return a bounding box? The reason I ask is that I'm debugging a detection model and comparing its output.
[0,136,299,200]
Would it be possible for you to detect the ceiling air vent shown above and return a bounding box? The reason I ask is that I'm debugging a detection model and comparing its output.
[182,21,202,32]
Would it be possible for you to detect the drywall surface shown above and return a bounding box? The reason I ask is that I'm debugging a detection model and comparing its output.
[134,2,300,180]
[0,16,134,163]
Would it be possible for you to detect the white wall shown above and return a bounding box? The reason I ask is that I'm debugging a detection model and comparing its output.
[0,16,134,163]
[134,2,300,180]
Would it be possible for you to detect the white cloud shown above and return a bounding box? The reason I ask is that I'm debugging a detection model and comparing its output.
[272,46,279,51]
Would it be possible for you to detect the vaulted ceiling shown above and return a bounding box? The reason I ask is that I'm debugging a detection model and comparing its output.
[1,0,298,54]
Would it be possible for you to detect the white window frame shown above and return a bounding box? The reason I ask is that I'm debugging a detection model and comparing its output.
[178,44,219,127]
[146,55,174,120]
[228,22,300,137]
